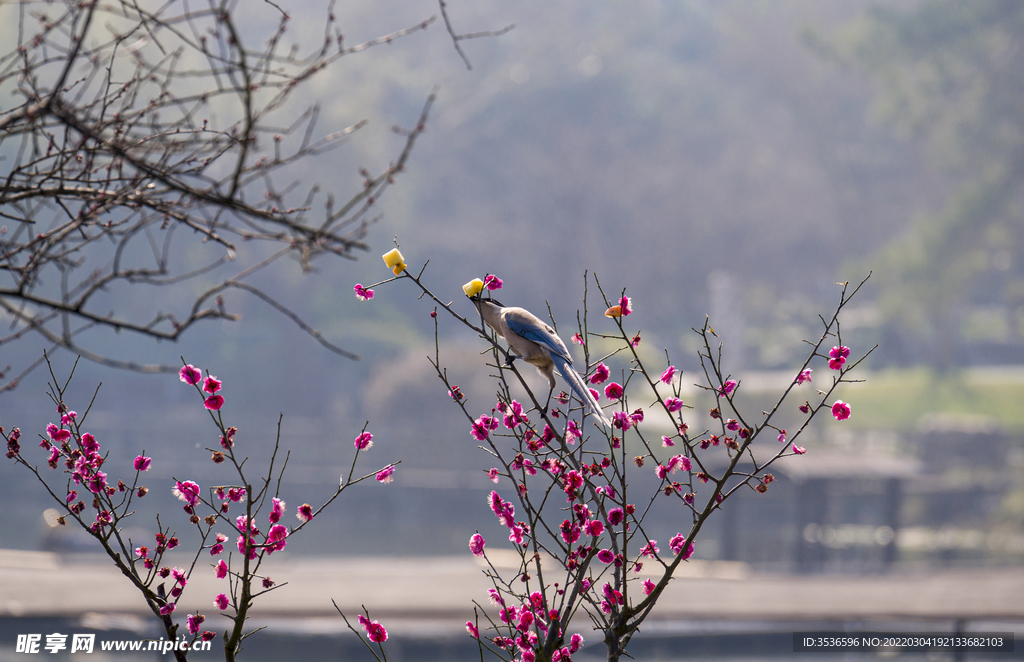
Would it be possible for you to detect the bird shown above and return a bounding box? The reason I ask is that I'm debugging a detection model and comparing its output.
[470,294,612,431]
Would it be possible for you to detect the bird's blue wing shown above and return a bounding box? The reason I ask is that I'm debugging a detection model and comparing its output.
[505,314,572,363]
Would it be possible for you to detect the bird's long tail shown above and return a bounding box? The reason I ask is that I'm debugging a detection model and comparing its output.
[552,355,613,431]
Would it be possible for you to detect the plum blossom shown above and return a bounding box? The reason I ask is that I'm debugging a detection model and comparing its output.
[640,540,659,557]
[187,614,205,635]
[669,533,694,559]
[612,411,632,431]
[87,471,108,494]
[502,401,527,429]
[296,503,314,523]
[354,431,373,450]
[80,432,98,453]
[483,274,503,290]
[642,579,656,595]
[792,444,807,454]
[562,470,584,497]
[266,524,289,553]
[214,593,229,610]
[565,420,582,444]
[375,465,395,483]
[471,415,499,441]
[660,365,676,384]
[665,397,684,413]
[795,369,812,385]
[831,400,851,421]
[179,364,202,385]
[269,497,286,523]
[488,491,516,528]
[203,376,222,394]
[560,519,581,544]
[604,382,624,400]
[596,549,614,564]
[589,362,609,385]
[210,533,227,556]
[203,395,224,411]
[353,283,375,301]
[667,455,691,473]
[778,429,787,443]
[466,621,479,638]
[508,523,528,546]
[172,480,201,507]
[719,379,737,396]
[133,455,151,471]
[469,533,486,557]
[236,534,255,560]
[619,296,632,316]
[829,345,850,370]
[584,519,605,537]
[571,332,584,346]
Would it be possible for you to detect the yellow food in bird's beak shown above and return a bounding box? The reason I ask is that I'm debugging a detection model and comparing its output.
[382,248,407,275]
[604,305,622,318]
[463,278,484,297]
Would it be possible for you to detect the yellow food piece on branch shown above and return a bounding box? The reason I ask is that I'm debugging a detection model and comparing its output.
[463,278,484,297]
[382,248,406,275]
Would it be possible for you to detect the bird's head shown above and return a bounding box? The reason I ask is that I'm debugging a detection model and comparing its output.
[469,293,503,308]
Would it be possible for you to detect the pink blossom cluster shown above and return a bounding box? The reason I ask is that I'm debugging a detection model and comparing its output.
[499,400,528,429]
[612,409,644,431]
[471,414,499,441]
[829,345,850,370]
[488,491,529,546]
[26,410,159,534]
[179,364,224,411]
[790,346,856,423]
[468,589,584,661]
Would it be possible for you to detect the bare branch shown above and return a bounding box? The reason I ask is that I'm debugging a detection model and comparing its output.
[438,0,514,70]
[0,1,443,389]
